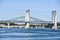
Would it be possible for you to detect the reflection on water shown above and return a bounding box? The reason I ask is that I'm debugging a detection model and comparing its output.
[0,28,60,40]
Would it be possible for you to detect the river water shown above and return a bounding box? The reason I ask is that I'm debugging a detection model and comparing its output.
[0,28,60,40]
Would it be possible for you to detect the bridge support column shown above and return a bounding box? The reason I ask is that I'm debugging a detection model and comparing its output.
[25,10,30,28]
[36,26,38,28]
[7,22,10,28]
[52,11,57,29]
[42,24,45,28]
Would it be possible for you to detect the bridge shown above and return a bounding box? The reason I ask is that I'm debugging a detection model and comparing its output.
[0,10,58,29]
[0,16,53,28]
[0,16,53,23]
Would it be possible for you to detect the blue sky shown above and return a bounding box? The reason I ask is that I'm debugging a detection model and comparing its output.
[0,0,60,21]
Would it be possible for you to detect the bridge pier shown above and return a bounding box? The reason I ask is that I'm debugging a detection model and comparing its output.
[25,10,30,28]
[42,24,45,28]
[52,11,57,29]
[7,22,10,28]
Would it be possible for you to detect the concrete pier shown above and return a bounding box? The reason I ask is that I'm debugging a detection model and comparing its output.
[52,11,57,29]
[25,10,30,28]
[7,22,10,28]
[42,24,45,28]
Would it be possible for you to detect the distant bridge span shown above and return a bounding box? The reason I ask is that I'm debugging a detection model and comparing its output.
[0,16,53,24]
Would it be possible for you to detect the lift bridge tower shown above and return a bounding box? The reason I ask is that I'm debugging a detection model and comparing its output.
[52,10,57,29]
[25,10,30,28]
